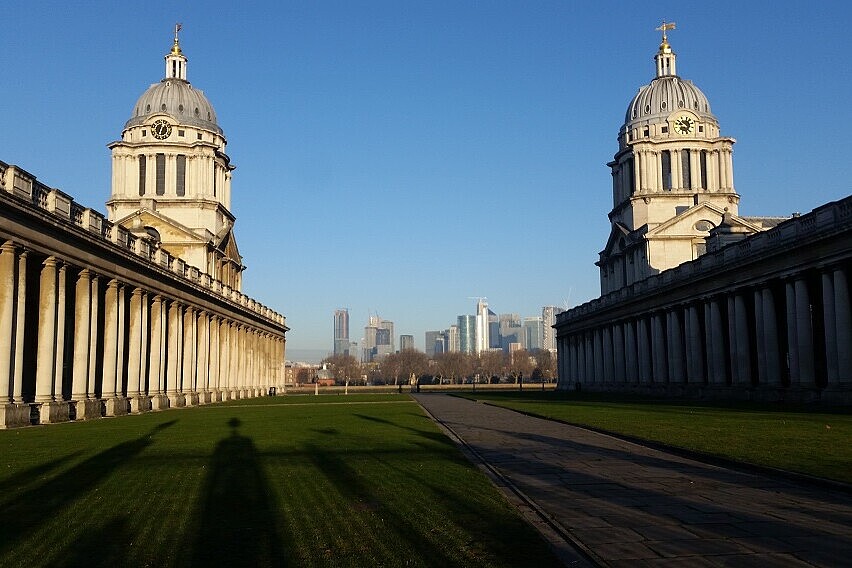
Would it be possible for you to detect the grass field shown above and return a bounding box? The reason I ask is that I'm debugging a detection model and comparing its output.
[0,394,560,568]
[457,391,852,484]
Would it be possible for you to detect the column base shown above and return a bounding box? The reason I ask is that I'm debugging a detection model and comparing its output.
[231,389,241,400]
[129,396,151,413]
[820,383,852,405]
[212,390,222,403]
[74,399,103,420]
[200,391,213,404]
[185,392,200,406]
[105,397,129,417]
[150,394,169,410]
[0,403,32,429]
[39,401,70,424]
[167,393,186,408]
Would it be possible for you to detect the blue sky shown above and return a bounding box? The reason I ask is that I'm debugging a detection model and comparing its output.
[2,1,850,361]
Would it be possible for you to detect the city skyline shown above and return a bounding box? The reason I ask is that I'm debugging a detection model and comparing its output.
[3,2,850,361]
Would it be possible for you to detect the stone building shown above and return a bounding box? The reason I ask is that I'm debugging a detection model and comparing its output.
[555,28,851,403]
[0,30,288,428]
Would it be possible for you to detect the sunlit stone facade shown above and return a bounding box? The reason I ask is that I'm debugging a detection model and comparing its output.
[556,30,852,403]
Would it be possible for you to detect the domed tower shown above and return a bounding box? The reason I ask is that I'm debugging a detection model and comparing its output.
[107,25,243,290]
[597,23,760,295]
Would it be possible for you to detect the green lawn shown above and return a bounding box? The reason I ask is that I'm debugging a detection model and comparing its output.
[0,394,560,568]
[458,391,852,484]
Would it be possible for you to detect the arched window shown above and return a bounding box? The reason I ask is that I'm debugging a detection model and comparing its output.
[144,226,161,241]
[176,155,186,196]
[700,150,708,189]
[138,155,146,196]
[661,150,672,190]
[681,150,691,189]
[155,153,165,195]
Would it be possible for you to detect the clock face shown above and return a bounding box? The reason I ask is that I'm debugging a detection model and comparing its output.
[151,119,172,140]
[674,116,695,135]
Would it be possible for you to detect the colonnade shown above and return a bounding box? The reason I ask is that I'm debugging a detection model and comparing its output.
[0,239,286,428]
[558,265,852,401]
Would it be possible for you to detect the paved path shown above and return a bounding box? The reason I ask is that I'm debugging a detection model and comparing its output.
[413,393,852,567]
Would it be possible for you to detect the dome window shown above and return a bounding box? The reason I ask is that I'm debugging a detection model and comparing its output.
[194,107,199,116]
[146,104,151,112]
[207,112,211,120]
[644,104,650,114]
[161,104,167,111]
[661,101,667,110]
[678,100,684,108]
[694,101,699,109]
[179,104,184,113]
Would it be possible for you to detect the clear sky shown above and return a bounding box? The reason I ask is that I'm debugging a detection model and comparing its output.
[2,1,850,362]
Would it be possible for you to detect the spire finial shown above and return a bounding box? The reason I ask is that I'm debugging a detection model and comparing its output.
[656,20,676,52]
[171,23,183,55]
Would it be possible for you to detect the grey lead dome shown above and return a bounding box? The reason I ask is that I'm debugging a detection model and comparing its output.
[125,79,222,135]
[624,75,715,127]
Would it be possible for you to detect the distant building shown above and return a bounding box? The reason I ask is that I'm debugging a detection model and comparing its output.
[447,325,460,353]
[425,330,446,358]
[541,306,564,352]
[334,308,350,356]
[400,334,414,351]
[499,313,522,352]
[457,315,475,354]
[524,317,543,351]
[474,299,490,354]
[488,309,500,349]
[363,315,394,361]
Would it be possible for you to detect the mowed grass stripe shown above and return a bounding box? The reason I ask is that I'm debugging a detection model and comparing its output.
[458,391,852,484]
[0,395,561,568]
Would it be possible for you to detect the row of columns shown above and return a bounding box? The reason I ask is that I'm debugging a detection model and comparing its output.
[0,240,286,428]
[558,265,852,397]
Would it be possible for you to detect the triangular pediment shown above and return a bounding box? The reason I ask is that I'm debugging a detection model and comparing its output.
[600,222,635,258]
[115,209,207,244]
[213,225,242,264]
[646,202,762,239]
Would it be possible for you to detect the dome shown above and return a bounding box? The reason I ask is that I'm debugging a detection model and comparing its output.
[124,79,223,135]
[624,76,715,127]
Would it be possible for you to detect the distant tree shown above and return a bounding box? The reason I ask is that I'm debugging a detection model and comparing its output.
[509,349,534,381]
[397,349,429,383]
[321,354,361,385]
[532,349,556,382]
[295,368,313,385]
[380,353,402,384]
[435,352,474,384]
[477,351,507,383]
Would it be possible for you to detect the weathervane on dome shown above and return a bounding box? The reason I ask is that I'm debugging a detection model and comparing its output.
[171,23,183,54]
[656,21,676,44]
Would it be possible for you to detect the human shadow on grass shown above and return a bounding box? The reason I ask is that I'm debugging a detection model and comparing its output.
[189,417,288,567]
[0,420,176,554]
[0,450,83,500]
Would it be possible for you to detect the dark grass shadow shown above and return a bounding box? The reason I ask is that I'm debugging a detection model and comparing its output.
[0,451,83,498]
[0,420,177,553]
[54,515,129,568]
[189,418,288,567]
[353,413,457,447]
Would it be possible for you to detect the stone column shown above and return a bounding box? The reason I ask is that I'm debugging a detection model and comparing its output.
[35,257,69,423]
[103,280,127,416]
[166,301,185,407]
[127,288,148,413]
[209,315,220,401]
[667,308,685,383]
[220,319,230,400]
[823,271,839,384]
[685,304,705,384]
[794,277,815,387]
[230,323,240,398]
[115,284,126,398]
[183,307,198,405]
[576,336,586,386]
[197,311,210,403]
[707,297,726,385]
[592,329,603,384]
[71,269,91,402]
[613,323,626,383]
[0,244,29,428]
[0,243,16,403]
[762,287,782,385]
[149,295,168,410]
[12,251,27,405]
[834,268,852,384]
[637,317,651,384]
[733,293,752,385]
[651,312,667,385]
[784,280,800,384]
[624,320,638,383]
[602,326,614,384]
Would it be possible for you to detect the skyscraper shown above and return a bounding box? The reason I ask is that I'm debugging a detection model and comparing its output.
[541,306,563,352]
[457,315,475,354]
[474,298,490,354]
[447,325,460,353]
[523,316,543,351]
[334,308,350,356]
[400,334,414,351]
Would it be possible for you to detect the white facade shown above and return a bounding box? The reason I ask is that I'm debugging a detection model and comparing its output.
[474,298,489,354]
[106,30,243,290]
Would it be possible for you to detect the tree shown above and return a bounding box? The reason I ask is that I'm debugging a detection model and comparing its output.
[320,354,361,385]
[508,349,534,381]
[532,349,557,382]
[435,352,474,384]
[396,348,429,384]
[478,351,507,383]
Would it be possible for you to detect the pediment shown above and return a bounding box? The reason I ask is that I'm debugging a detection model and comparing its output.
[646,203,762,239]
[600,222,635,258]
[115,209,206,244]
[213,225,242,264]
